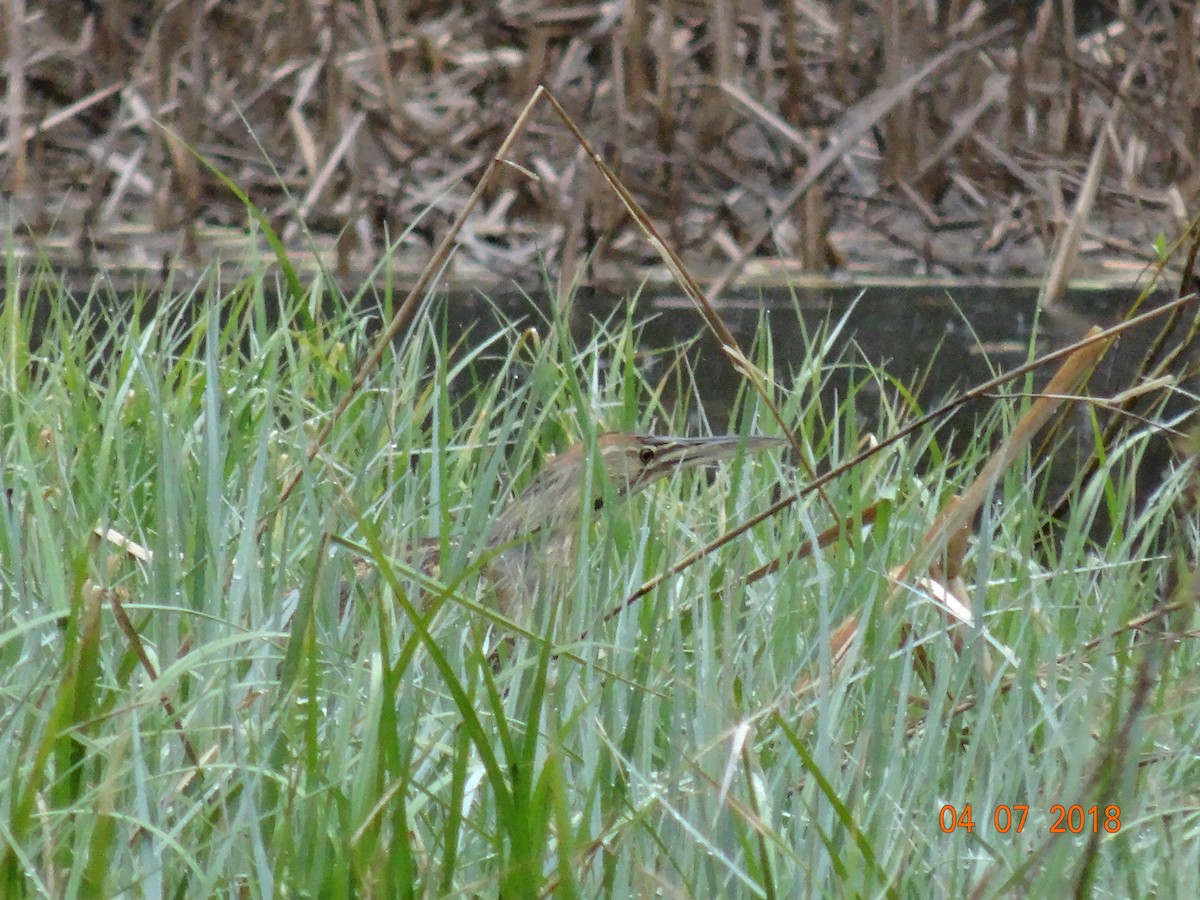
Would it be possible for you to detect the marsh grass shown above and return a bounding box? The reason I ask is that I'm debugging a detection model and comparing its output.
[1,258,1197,897]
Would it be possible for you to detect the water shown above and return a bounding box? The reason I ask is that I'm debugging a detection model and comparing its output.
[15,272,1183,512]
[438,283,1170,432]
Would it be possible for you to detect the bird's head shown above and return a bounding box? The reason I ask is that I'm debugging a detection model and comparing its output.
[490,431,783,545]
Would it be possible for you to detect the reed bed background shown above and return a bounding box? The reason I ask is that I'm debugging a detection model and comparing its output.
[4,1,1198,285]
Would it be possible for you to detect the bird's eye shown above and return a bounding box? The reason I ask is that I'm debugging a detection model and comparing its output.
[639,446,656,464]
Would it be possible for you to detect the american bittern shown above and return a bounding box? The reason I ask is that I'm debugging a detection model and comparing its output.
[473,432,783,614]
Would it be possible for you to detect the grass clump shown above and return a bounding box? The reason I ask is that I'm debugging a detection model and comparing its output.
[1,262,1197,897]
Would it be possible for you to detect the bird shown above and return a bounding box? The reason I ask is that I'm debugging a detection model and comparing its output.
[475,432,784,615]
[331,432,782,621]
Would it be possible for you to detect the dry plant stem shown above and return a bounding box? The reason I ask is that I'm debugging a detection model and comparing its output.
[1044,228,1200,518]
[942,594,1194,730]
[1112,234,1200,405]
[1041,38,1146,307]
[904,329,1110,666]
[879,331,1108,680]
[741,502,883,586]
[620,292,1199,616]
[912,71,1010,183]
[1138,226,1200,382]
[706,21,1013,304]
[581,502,882,644]
[789,327,1116,704]
[541,88,837,518]
[972,654,1158,898]
[902,325,1110,583]
[259,86,548,541]
[967,535,1189,898]
[106,590,202,771]
[84,530,202,772]
[5,0,27,191]
[720,82,818,158]
[0,82,125,159]
[605,510,863,669]
[360,0,403,126]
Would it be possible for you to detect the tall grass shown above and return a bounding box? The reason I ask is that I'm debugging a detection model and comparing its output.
[1,261,1196,897]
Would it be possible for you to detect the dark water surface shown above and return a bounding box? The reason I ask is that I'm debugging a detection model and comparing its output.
[15,274,1183,523]
[15,274,1167,429]
[433,282,1185,526]
[15,273,1177,478]
[440,284,1163,434]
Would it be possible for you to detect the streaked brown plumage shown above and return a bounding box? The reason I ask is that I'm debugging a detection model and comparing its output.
[334,433,780,619]
[478,432,783,613]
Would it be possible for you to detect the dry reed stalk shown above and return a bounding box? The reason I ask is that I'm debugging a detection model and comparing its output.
[619,291,1200,626]
[4,0,27,193]
[707,21,1013,302]
[260,86,550,539]
[6,2,1197,284]
[793,324,1112,702]
[1042,37,1147,307]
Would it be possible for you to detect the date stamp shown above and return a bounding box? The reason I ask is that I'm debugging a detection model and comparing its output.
[939,804,1122,834]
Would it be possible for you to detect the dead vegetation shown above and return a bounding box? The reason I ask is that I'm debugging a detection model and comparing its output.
[2,1,1198,287]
